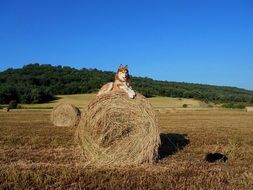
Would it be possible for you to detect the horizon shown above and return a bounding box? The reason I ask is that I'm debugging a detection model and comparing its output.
[2,63,253,91]
[1,0,253,90]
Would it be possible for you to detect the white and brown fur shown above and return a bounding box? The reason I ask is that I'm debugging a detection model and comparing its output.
[97,65,136,99]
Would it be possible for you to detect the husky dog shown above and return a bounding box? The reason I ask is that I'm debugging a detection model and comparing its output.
[97,65,136,99]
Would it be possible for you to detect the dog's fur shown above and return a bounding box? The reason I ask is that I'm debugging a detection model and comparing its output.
[97,65,136,98]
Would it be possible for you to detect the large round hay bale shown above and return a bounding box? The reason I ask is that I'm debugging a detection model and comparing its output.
[76,91,160,166]
[51,103,81,127]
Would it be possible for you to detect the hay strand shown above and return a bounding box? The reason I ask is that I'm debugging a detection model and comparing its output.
[51,103,81,127]
[76,91,160,166]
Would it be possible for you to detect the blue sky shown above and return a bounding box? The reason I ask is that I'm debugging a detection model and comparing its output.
[0,0,253,89]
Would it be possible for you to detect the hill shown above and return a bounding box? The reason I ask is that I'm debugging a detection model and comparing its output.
[19,94,208,111]
[0,63,253,105]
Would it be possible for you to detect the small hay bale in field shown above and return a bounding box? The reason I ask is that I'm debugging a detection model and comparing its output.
[51,103,81,127]
[245,107,253,112]
[76,91,160,166]
[3,107,10,112]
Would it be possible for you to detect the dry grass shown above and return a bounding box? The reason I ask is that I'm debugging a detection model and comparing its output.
[21,93,96,109]
[149,96,208,108]
[19,94,211,110]
[0,110,253,189]
[51,103,81,127]
[76,91,160,166]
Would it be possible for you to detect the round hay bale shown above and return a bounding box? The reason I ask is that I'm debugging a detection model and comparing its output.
[51,103,81,127]
[76,91,160,166]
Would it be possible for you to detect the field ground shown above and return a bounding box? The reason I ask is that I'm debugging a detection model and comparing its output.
[1,110,253,189]
[20,94,96,109]
[18,94,213,111]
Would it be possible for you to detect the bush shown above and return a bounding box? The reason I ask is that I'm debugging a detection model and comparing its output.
[182,104,188,108]
[8,100,18,109]
[222,103,233,108]
[235,103,246,109]
[250,97,253,104]
[222,103,246,109]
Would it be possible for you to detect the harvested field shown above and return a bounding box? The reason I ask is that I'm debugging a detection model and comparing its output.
[0,110,253,189]
[19,94,212,110]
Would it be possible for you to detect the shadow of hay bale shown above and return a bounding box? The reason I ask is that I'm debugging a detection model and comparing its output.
[205,153,228,163]
[158,133,190,159]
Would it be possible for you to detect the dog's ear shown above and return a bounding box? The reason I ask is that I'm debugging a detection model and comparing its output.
[124,65,128,69]
[119,64,123,69]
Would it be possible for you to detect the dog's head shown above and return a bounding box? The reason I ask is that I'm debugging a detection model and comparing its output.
[116,64,129,82]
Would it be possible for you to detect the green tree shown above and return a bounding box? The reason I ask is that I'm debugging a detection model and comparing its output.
[1,63,253,104]
[8,100,18,109]
[249,97,253,104]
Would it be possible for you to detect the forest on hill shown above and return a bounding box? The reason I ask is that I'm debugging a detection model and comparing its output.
[0,63,253,106]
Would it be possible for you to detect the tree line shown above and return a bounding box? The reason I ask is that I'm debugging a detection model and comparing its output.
[0,63,253,105]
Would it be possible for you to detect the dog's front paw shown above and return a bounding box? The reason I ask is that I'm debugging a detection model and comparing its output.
[128,91,136,99]
[132,92,136,98]
[128,94,134,99]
